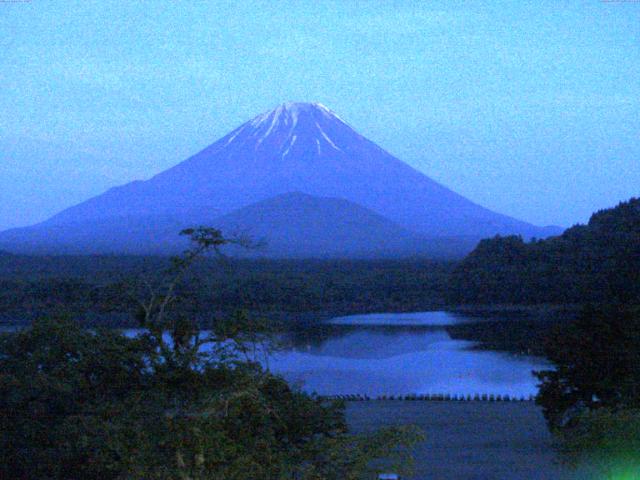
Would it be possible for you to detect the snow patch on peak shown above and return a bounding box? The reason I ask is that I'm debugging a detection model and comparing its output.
[251,103,308,142]
[225,123,248,145]
[316,122,342,152]
[282,135,297,158]
[281,101,322,112]
[253,102,339,126]
[243,102,353,152]
[256,109,281,144]
[280,102,346,124]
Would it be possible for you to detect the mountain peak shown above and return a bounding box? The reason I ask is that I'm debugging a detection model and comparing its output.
[249,101,343,131]
[216,101,355,156]
[271,101,333,115]
[0,103,563,256]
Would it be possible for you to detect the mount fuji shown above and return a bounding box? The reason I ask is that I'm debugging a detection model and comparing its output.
[0,102,560,257]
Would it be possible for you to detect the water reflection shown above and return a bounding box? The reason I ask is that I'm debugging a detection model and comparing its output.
[283,326,454,359]
[270,312,548,397]
[329,311,460,326]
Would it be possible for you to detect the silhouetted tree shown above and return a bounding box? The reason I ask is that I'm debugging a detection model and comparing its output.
[535,305,640,430]
[0,227,422,479]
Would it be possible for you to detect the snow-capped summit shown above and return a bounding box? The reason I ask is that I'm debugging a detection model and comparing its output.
[221,101,356,157]
[0,102,561,256]
[250,102,340,129]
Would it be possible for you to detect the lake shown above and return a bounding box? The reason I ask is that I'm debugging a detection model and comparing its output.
[267,311,549,397]
[4,310,550,398]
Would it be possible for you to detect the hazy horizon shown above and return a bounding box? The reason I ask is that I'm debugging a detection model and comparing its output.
[2,1,639,231]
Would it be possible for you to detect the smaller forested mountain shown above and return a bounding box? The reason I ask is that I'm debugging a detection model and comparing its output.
[0,102,559,257]
[447,198,640,305]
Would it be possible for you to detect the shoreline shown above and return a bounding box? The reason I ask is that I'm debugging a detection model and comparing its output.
[0,305,576,356]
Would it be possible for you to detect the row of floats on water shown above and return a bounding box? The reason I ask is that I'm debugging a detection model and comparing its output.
[319,393,536,402]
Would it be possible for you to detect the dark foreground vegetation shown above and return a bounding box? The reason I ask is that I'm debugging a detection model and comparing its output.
[0,229,422,479]
[534,304,640,475]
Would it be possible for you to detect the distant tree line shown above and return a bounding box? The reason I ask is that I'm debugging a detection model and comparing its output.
[447,198,640,305]
[0,258,453,326]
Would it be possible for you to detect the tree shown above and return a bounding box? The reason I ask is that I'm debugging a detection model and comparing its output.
[534,305,640,473]
[555,407,640,474]
[535,305,640,430]
[0,227,422,479]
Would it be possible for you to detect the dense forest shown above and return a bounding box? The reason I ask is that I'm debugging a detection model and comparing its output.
[447,198,640,305]
[0,255,453,326]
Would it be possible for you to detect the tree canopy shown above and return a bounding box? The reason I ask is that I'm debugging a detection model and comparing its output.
[0,227,422,479]
[447,198,640,305]
[534,305,640,472]
[535,305,640,429]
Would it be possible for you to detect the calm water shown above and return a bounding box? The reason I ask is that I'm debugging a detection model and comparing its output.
[4,311,550,397]
[269,311,549,397]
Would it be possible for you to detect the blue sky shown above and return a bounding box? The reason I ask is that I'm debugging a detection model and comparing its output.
[1,0,639,230]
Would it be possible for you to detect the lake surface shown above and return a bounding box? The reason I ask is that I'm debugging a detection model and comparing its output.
[268,311,549,397]
[4,310,550,397]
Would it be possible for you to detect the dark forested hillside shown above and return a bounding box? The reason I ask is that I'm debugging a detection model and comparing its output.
[447,198,640,305]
